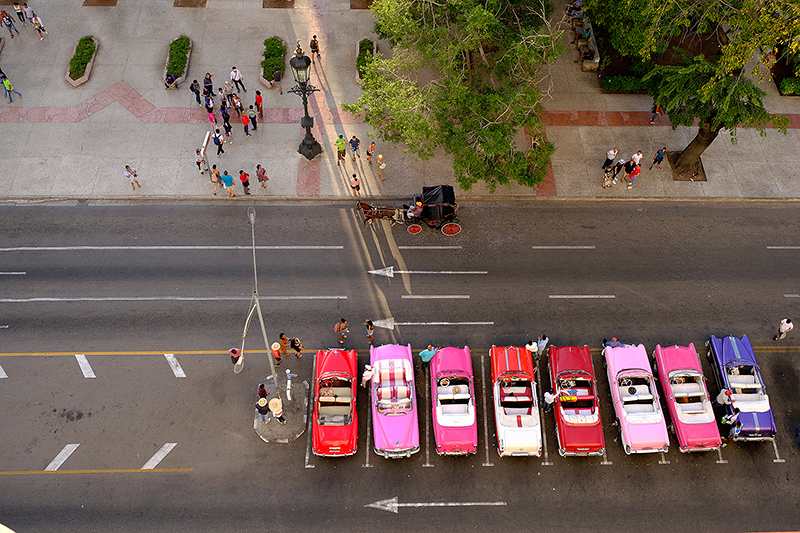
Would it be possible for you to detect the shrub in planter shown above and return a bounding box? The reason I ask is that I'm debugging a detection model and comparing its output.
[779,77,800,95]
[601,75,648,92]
[356,38,374,79]
[166,35,191,78]
[261,37,286,79]
[69,36,97,80]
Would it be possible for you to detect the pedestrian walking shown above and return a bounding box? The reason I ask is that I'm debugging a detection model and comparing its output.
[2,11,20,38]
[649,147,667,170]
[210,164,220,195]
[366,141,376,164]
[222,120,233,142]
[419,345,438,365]
[602,147,618,170]
[631,151,643,166]
[31,12,46,40]
[239,170,251,195]
[1,75,21,103]
[195,148,205,175]
[258,383,268,399]
[270,68,282,94]
[334,318,349,344]
[361,364,375,388]
[255,90,263,119]
[349,136,361,161]
[537,334,549,360]
[543,390,558,413]
[720,407,740,426]
[290,337,303,358]
[247,105,258,130]
[124,165,141,190]
[222,82,233,106]
[203,73,214,98]
[364,319,374,345]
[278,333,290,360]
[216,87,226,103]
[212,129,226,156]
[650,104,663,124]
[22,3,32,25]
[12,3,25,25]
[242,113,251,136]
[229,347,241,365]
[721,421,743,445]
[231,93,243,117]
[773,318,793,341]
[376,154,386,180]
[310,35,320,62]
[256,164,268,187]
[627,165,641,189]
[205,95,216,125]
[189,79,201,105]
[221,170,235,197]
[712,389,734,409]
[335,134,347,166]
[269,398,287,424]
[230,66,246,93]
[256,398,269,423]
[350,174,360,196]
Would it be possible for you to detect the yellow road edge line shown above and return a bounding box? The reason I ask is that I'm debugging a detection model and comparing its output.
[0,468,193,475]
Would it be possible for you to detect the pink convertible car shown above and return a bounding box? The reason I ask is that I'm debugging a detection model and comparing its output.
[654,344,721,452]
[431,346,478,455]
[603,343,669,454]
[370,344,420,459]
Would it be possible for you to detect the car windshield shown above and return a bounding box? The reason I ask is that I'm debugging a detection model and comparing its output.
[317,378,353,426]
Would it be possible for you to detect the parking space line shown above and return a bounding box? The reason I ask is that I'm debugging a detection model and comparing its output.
[716,447,728,464]
[163,354,186,378]
[658,452,670,465]
[397,246,462,250]
[548,295,616,299]
[74,354,96,378]
[600,448,612,466]
[0,246,343,252]
[401,295,470,299]
[45,444,80,471]
[423,365,434,468]
[0,364,6,378]
[141,443,177,469]
[531,246,596,250]
[535,359,553,466]
[0,468,192,475]
[306,355,316,469]
[479,356,494,467]
[0,296,348,303]
[772,439,785,463]
[364,401,373,468]
[0,271,26,275]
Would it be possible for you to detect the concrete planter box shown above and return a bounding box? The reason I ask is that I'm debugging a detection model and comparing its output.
[163,36,192,86]
[356,38,376,83]
[260,37,285,89]
[65,37,98,88]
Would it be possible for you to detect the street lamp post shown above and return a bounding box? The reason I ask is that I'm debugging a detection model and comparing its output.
[288,40,323,160]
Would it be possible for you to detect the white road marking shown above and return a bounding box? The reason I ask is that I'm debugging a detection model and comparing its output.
[369,266,487,278]
[716,447,727,464]
[0,364,7,378]
[423,364,434,468]
[0,246,343,252]
[366,497,506,514]
[767,246,800,249]
[548,295,616,299]
[784,294,800,298]
[401,295,470,299]
[397,246,462,250]
[364,398,373,468]
[772,439,785,463]
[535,359,553,466]
[531,246,595,250]
[0,272,26,275]
[0,296,347,303]
[45,444,80,471]
[0,325,8,329]
[659,451,670,465]
[479,356,494,467]
[163,354,186,378]
[600,448,612,466]
[74,354,96,378]
[372,317,493,329]
[306,355,317,469]
[141,443,177,469]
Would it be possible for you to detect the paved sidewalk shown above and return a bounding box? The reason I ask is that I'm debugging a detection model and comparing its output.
[0,0,799,201]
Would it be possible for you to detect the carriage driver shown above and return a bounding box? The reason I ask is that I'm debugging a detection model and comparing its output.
[407,201,423,219]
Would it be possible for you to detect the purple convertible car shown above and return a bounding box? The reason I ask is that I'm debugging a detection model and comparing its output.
[706,335,776,441]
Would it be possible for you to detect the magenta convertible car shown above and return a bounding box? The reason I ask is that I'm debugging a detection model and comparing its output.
[370,344,420,459]
[431,346,478,455]
[604,343,669,454]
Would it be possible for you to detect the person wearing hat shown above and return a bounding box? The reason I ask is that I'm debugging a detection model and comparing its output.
[256,398,269,423]
[407,201,423,220]
[361,364,375,388]
[712,388,734,408]
[269,398,286,424]
[229,347,241,365]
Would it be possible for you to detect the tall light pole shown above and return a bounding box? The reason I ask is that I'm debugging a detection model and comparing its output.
[288,40,323,160]
[238,206,281,400]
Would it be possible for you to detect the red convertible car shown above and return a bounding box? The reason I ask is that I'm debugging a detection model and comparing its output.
[312,349,358,457]
[547,345,605,456]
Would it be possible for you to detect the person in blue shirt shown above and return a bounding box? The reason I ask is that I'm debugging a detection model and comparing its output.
[221,170,235,197]
[419,345,438,365]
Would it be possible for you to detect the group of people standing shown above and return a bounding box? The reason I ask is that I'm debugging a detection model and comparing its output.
[2,3,46,41]
[601,147,667,189]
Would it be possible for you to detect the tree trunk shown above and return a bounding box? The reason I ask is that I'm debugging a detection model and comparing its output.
[674,121,721,169]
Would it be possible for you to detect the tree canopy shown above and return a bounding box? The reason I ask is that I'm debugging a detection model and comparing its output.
[342,0,564,192]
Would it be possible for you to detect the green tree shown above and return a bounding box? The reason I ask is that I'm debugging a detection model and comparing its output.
[644,57,788,171]
[342,0,563,192]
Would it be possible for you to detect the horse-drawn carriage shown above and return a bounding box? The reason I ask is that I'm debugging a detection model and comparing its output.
[356,185,462,236]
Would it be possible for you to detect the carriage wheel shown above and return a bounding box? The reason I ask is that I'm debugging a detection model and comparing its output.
[441,222,461,236]
[407,224,423,235]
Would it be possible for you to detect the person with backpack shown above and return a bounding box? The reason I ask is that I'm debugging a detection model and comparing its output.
[212,128,226,156]
[334,318,349,344]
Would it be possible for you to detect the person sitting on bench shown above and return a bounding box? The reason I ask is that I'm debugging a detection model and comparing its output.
[165,74,180,90]
[574,47,594,63]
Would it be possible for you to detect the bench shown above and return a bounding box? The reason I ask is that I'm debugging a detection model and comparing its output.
[679,403,708,414]
[672,382,704,397]
[621,384,653,403]
[728,375,759,387]
[625,403,655,414]
[440,404,469,415]
[378,385,410,401]
[319,405,351,416]
[573,17,600,72]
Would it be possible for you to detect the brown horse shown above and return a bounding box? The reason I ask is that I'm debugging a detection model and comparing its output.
[356,201,403,226]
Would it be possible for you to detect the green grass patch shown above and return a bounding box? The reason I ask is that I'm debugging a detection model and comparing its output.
[600,74,648,92]
[166,35,191,78]
[357,39,374,79]
[261,37,286,79]
[69,36,97,80]
[780,77,800,96]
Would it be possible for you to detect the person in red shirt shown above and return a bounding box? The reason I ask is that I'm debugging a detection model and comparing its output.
[255,90,263,119]
[258,383,268,398]
[239,170,251,195]
[242,113,251,136]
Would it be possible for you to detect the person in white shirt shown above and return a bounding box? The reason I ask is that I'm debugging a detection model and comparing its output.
[230,66,246,93]
[774,318,793,341]
[543,390,558,413]
[361,365,375,388]
[602,147,618,170]
[631,151,643,166]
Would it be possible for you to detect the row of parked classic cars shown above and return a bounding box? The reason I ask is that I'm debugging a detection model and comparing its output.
[310,335,776,458]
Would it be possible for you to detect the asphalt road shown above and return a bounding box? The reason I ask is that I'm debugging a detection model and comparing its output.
[0,202,799,533]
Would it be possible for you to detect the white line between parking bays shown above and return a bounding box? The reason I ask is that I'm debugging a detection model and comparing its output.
[772,440,785,463]
[479,357,493,467]
[0,364,6,378]
[397,246,462,250]
[423,365,434,468]
[401,295,470,299]
[163,354,186,378]
[364,400,373,468]
[141,443,177,469]
[600,448,612,466]
[784,294,800,298]
[395,321,494,326]
[0,246,343,252]
[535,359,553,466]
[0,272,26,275]
[716,447,727,464]
[306,355,317,469]
[531,246,595,250]
[549,295,616,299]
[0,296,347,303]
[45,444,80,471]
[74,354,96,378]
[658,451,670,465]
[767,246,800,249]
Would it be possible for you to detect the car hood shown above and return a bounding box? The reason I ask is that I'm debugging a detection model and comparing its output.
[373,411,419,452]
[556,416,604,453]
[313,423,357,455]
[435,425,477,452]
[623,419,669,451]
[676,421,720,451]
[738,410,777,437]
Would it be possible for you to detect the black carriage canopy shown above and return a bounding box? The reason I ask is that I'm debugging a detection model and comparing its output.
[419,185,457,221]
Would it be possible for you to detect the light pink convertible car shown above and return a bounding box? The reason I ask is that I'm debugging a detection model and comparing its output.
[603,343,669,454]
[431,346,478,455]
[370,344,420,459]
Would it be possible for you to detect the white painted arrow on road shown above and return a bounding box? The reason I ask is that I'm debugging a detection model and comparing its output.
[371,317,494,330]
[366,496,507,514]
[368,266,487,278]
